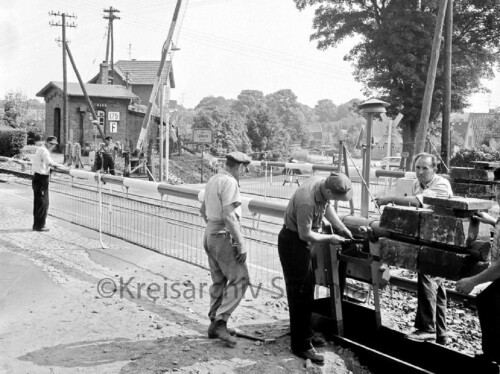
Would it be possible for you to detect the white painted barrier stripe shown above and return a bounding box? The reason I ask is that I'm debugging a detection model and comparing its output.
[70,169,100,181]
[123,178,161,195]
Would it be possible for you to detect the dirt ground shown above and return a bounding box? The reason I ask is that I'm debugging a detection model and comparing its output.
[0,179,370,374]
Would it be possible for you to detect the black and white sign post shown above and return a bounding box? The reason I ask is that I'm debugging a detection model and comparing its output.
[192,129,213,183]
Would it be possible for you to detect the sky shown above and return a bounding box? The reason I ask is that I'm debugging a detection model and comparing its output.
[0,0,499,112]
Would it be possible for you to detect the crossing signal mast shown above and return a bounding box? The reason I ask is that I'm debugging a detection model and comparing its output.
[134,0,183,156]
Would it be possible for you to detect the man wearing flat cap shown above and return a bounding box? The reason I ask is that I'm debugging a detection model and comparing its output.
[199,151,251,347]
[31,136,66,231]
[456,167,500,363]
[278,172,354,365]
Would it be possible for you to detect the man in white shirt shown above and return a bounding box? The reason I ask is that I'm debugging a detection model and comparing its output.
[376,153,453,345]
[32,136,66,231]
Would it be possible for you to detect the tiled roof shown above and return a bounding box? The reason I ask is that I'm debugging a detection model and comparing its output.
[36,82,138,99]
[114,60,174,86]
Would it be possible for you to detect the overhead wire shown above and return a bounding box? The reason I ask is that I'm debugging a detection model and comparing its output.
[87,29,109,79]
[118,16,356,82]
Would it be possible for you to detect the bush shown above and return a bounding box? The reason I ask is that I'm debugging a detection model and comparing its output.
[26,123,44,145]
[0,127,27,157]
[450,145,500,167]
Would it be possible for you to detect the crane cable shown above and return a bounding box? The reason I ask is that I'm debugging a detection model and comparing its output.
[343,147,382,215]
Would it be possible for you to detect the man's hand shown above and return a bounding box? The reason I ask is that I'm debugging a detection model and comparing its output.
[235,244,247,264]
[374,196,390,207]
[339,227,354,240]
[328,234,347,245]
[473,211,496,226]
[53,163,68,171]
[456,277,476,295]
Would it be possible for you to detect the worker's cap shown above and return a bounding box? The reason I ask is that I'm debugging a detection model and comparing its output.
[226,152,251,165]
[325,172,353,201]
[46,136,58,145]
[494,167,500,184]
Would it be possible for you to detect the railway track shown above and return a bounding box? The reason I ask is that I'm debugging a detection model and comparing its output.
[313,299,498,374]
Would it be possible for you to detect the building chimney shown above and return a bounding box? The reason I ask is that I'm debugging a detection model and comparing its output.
[99,62,109,85]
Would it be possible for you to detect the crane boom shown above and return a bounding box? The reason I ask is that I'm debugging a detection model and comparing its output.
[134,0,183,155]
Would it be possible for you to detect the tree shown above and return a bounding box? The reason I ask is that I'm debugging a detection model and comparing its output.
[232,90,266,115]
[193,102,250,155]
[266,89,309,146]
[314,99,337,125]
[195,96,231,110]
[2,90,27,128]
[245,107,291,159]
[292,0,500,168]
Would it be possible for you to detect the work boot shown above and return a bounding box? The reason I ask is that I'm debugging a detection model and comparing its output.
[311,333,327,347]
[209,320,237,347]
[436,336,448,346]
[208,319,235,338]
[292,345,325,366]
[406,330,435,342]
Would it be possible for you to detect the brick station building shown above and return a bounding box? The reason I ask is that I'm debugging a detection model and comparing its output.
[36,60,176,152]
[36,82,139,150]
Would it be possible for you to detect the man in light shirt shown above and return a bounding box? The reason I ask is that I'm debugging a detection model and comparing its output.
[199,151,251,347]
[32,136,66,232]
[376,153,453,345]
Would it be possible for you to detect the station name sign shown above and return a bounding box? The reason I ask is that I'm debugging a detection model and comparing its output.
[192,128,213,144]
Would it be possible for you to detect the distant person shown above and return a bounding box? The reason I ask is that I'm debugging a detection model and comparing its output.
[375,153,452,345]
[100,136,118,175]
[32,136,66,232]
[278,172,354,365]
[456,167,500,363]
[199,151,252,347]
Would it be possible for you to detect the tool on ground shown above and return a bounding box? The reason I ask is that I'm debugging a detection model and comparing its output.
[234,329,276,344]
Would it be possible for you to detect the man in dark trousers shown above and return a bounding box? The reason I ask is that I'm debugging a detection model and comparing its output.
[100,136,117,175]
[199,151,251,347]
[376,153,453,345]
[278,172,354,365]
[31,136,66,231]
[456,167,500,364]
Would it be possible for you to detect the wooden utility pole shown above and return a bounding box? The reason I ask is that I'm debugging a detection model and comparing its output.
[49,11,76,146]
[414,0,448,155]
[159,79,165,182]
[441,0,453,172]
[65,43,106,140]
[103,7,120,84]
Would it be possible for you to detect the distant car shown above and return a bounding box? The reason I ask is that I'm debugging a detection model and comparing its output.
[376,156,402,169]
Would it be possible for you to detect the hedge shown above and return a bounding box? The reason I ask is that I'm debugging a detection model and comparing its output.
[0,127,27,157]
[450,145,500,167]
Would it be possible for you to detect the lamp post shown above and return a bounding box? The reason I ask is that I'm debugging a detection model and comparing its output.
[358,99,390,218]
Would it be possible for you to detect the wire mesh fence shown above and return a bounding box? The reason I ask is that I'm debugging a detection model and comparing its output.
[49,182,285,295]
